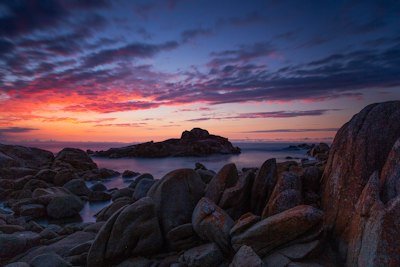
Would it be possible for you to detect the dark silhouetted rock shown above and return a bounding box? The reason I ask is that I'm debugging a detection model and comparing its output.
[0,144,54,170]
[87,197,163,267]
[80,168,120,181]
[53,148,97,172]
[90,183,107,192]
[63,179,91,196]
[122,170,140,178]
[166,223,201,251]
[0,231,41,259]
[53,170,79,186]
[111,187,134,201]
[129,173,154,189]
[147,169,205,235]
[192,197,234,255]
[46,194,84,219]
[95,198,131,222]
[94,128,241,158]
[34,169,57,183]
[132,178,155,201]
[30,252,72,267]
[19,204,46,218]
[250,158,277,215]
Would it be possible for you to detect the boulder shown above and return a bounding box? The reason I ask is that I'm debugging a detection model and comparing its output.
[46,194,84,219]
[87,197,163,267]
[219,170,254,220]
[122,170,140,178]
[32,187,71,205]
[63,179,91,196]
[14,231,95,262]
[231,205,323,256]
[53,148,97,172]
[308,143,330,157]
[90,183,107,192]
[179,243,224,267]
[0,224,25,234]
[89,191,111,201]
[0,144,54,170]
[111,187,134,201]
[34,169,57,183]
[53,170,79,186]
[321,101,400,259]
[80,168,120,181]
[229,245,263,267]
[196,169,215,184]
[19,204,46,218]
[0,231,41,259]
[147,169,205,234]
[250,158,278,215]
[192,197,234,255]
[205,163,238,204]
[22,179,49,191]
[166,223,201,251]
[262,172,302,218]
[4,262,30,267]
[30,252,72,267]
[128,173,153,189]
[132,178,155,201]
[95,198,131,222]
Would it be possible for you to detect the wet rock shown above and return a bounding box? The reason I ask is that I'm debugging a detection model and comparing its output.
[87,197,163,267]
[231,205,323,257]
[192,197,234,255]
[147,169,205,235]
[179,243,224,267]
[250,158,278,215]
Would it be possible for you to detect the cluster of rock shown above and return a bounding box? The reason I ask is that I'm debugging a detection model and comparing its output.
[0,101,399,267]
[93,128,241,158]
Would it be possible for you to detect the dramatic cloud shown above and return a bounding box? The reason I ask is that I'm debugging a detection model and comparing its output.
[186,109,339,121]
[244,128,339,133]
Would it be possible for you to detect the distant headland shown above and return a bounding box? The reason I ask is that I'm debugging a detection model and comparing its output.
[92,128,241,158]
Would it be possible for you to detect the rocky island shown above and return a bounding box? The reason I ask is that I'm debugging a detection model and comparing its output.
[0,101,399,266]
[93,128,241,158]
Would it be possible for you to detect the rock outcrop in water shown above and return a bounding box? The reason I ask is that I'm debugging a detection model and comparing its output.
[93,128,241,158]
[1,101,400,266]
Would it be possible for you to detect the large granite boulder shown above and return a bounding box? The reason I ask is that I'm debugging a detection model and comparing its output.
[205,163,239,204]
[179,243,224,267]
[147,169,205,235]
[250,158,278,215]
[46,194,84,219]
[321,101,400,262]
[229,245,263,267]
[231,205,323,257]
[63,179,91,197]
[192,197,234,255]
[52,148,97,172]
[0,144,54,170]
[87,197,163,267]
[0,231,41,259]
[262,171,302,218]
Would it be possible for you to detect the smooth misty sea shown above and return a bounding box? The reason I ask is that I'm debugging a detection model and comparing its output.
[3,142,312,223]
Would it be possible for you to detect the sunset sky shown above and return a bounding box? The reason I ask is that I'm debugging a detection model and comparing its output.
[0,0,399,143]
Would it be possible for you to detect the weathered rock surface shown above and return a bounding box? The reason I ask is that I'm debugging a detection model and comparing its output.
[147,169,205,235]
[46,194,84,219]
[231,205,323,256]
[321,101,400,263]
[262,171,302,218]
[94,128,241,158]
[192,197,234,255]
[250,158,278,215]
[87,197,163,267]
[63,179,91,196]
[205,163,239,204]
[0,231,41,259]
